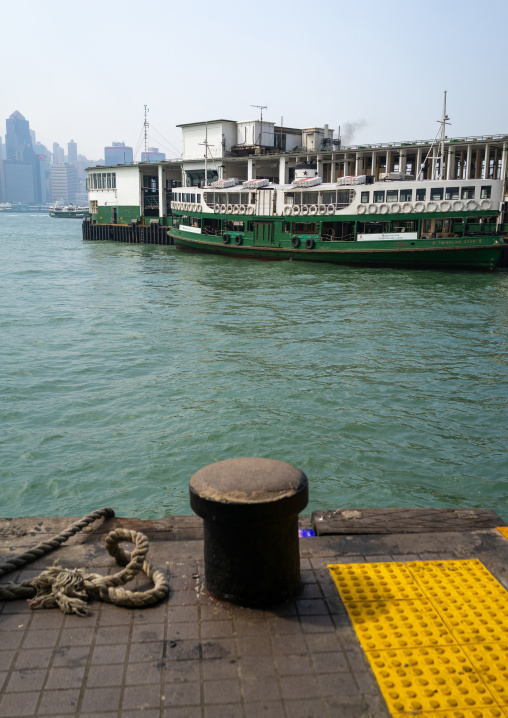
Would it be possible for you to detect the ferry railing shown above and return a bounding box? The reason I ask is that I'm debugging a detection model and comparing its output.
[295,134,508,152]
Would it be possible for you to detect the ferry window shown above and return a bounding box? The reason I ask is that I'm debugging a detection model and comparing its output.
[445,187,459,200]
[357,221,389,234]
[191,194,196,202]
[302,192,317,204]
[386,190,398,202]
[361,191,369,203]
[283,222,291,233]
[196,194,201,203]
[430,188,443,200]
[322,191,335,204]
[480,186,491,199]
[373,191,385,203]
[392,220,416,232]
[461,186,474,199]
[422,219,432,235]
[400,189,412,202]
[293,222,319,233]
[338,190,354,206]
[102,173,107,188]
[107,173,112,189]
[416,188,426,201]
[112,173,116,189]
[90,201,98,213]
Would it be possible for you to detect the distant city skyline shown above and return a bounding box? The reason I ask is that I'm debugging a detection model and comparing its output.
[1,0,506,164]
[0,110,92,204]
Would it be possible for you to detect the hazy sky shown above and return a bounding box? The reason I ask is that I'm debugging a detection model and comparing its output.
[2,0,507,161]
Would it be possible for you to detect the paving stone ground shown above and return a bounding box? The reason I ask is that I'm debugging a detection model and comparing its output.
[1,515,508,718]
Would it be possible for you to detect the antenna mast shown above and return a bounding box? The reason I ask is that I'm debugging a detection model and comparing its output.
[418,92,451,180]
[251,104,267,146]
[143,105,149,159]
[438,91,450,180]
[198,123,214,187]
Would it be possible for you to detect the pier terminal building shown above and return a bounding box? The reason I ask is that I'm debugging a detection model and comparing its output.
[84,118,508,244]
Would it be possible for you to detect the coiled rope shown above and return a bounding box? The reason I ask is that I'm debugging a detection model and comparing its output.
[0,508,169,616]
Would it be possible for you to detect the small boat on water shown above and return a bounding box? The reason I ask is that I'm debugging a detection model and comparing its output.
[50,204,90,218]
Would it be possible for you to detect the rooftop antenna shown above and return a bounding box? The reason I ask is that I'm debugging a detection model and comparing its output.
[251,105,267,146]
[143,105,149,160]
[198,123,214,187]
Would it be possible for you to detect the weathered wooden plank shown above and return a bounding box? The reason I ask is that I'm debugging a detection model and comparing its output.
[312,508,506,535]
[0,514,313,550]
[0,516,204,548]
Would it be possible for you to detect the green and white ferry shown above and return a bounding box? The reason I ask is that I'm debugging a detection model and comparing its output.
[168,171,506,270]
[50,204,90,218]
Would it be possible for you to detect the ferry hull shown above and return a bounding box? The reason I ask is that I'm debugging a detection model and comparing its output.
[170,232,504,271]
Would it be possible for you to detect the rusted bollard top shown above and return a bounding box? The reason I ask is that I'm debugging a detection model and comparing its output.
[189,458,308,521]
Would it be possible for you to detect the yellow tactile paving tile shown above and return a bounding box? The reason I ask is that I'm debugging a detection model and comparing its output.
[423,708,508,717]
[328,560,508,717]
[345,598,456,651]
[368,645,496,714]
[407,561,508,645]
[328,562,425,602]
[407,561,508,603]
[496,527,508,540]
[464,644,508,705]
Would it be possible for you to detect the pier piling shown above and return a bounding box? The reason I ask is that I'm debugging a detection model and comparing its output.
[82,219,173,245]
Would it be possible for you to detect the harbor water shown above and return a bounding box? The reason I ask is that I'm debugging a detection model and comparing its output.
[1,214,507,520]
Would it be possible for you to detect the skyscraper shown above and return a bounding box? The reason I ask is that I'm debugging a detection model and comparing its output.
[67,140,77,166]
[141,147,166,162]
[0,136,4,202]
[3,111,41,203]
[51,163,78,203]
[104,142,133,166]
[53,143,65,164]
[6,111,32,162]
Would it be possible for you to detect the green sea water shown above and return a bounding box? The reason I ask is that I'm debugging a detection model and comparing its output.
[1,214,507,520]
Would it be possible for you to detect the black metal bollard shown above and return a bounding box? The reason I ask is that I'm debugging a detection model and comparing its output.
[189,457,308,606]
